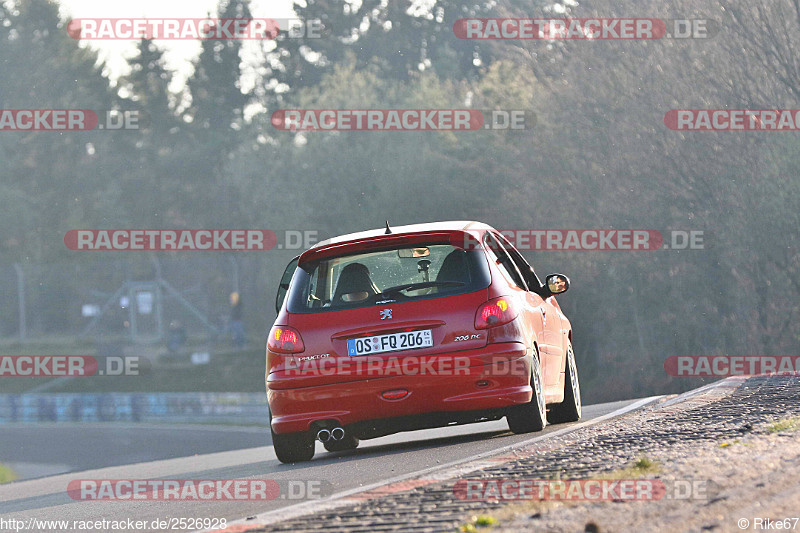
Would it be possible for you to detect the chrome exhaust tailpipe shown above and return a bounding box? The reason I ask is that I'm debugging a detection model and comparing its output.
[317,429,331,443]
[331,427,345,441]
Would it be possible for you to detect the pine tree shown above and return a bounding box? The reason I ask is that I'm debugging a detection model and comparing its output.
[182,0,253,226]
[114,39,186,225]
[262,0,495,105]
[0,0,114,261]
[187,0,252,145]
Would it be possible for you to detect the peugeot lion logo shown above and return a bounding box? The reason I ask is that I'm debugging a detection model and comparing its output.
[379,309,393,320]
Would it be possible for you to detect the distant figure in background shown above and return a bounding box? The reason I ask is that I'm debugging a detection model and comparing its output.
[167,320,187,353]
[230,292,245,347]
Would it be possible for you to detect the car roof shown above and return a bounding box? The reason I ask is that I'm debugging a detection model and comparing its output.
[297,220,495,265]
[310,220,493,249]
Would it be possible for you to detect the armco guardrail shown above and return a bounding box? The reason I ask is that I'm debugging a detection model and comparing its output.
[0,393,266,424]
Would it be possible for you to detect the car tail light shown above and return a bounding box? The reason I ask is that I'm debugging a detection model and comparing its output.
[475,296,518,329]
[268,325,305,354]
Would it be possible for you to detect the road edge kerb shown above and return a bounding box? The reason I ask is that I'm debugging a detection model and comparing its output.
[659,375,747,408]
[212,396,660,532]
[212,377,742,533]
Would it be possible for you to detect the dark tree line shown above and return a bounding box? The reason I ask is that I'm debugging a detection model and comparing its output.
[0,0,797,402]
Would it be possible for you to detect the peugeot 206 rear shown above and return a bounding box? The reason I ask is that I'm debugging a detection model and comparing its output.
[266,221,581,463]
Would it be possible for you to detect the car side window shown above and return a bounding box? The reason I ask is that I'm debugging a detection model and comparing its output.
[484,233,528,291]
[496,233,545,295]
[276,257,299,313]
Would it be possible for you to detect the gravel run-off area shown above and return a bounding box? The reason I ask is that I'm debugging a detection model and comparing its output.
[244,375,800,533]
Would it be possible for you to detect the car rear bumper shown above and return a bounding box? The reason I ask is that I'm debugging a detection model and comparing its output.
[268,342,531,434]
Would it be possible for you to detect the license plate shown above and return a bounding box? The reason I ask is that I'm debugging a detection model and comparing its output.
[347,330,434,356]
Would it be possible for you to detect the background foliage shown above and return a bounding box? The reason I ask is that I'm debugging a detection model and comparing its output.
[1,0,798,402]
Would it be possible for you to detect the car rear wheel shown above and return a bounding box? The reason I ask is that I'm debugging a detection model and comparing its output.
[506,351,547,433]
[323,434,360,452]
[270,411,315,463]
[547,341,582,424]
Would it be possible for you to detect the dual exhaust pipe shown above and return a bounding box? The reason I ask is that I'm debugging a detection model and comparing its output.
[317,427,345,443]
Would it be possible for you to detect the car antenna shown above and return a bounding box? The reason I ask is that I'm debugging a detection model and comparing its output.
[385,220,392,234]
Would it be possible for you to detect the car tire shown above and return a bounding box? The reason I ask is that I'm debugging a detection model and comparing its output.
[323,434,360,452]
[270,411,315,463]
[506,350,547,433]
[547,341,582,424]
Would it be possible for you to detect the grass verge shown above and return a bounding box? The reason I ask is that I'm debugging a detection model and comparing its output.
[0,463,18,484]
[767,416,800,434]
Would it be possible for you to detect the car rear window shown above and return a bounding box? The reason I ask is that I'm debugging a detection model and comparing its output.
[286,243,491,313]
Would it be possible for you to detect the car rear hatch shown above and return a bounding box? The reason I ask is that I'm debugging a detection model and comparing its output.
[268,231,501,388]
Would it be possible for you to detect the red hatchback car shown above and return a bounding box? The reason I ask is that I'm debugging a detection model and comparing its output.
[267,221,580,463]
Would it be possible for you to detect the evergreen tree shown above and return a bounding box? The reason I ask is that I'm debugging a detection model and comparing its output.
[262,0,495,106]
[114,39,185,225]
[0,0,114,261]
[183,0,253,226]
[186,0,251,145]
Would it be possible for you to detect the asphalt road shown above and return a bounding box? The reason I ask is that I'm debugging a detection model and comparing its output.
[0,399,652,532]
[0,425,268,481]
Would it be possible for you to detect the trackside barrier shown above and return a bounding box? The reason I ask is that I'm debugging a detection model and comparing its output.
[0,393,266,424]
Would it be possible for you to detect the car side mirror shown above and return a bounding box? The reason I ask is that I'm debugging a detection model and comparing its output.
[546,274,570,295]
